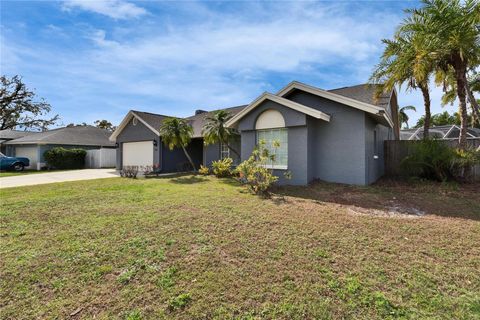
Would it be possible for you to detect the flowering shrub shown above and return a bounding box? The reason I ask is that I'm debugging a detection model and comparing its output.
[212,157,233,177]
[235,140,291,195]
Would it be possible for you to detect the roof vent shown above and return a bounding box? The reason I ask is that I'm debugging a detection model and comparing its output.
[195,109,207,115]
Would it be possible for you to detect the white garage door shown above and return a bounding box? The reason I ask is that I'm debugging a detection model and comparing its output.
[122,141,154,167]
[15,146,38,169]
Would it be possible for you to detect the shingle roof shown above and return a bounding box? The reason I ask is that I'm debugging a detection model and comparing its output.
[328,84,390,108]
[131,110,170,132]
[126,83,392,139]
[5,125,115,146]
[0,129,40,140]
[185,105,247,137]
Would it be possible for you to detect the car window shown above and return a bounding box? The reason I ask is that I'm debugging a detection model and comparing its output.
[0,152,5,158]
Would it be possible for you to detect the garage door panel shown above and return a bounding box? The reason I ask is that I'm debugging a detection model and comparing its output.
[15,146,38,169]
[123,141,154,167]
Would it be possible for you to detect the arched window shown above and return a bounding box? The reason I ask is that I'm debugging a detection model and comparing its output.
[255,109,285,130]
[255,110,288,169]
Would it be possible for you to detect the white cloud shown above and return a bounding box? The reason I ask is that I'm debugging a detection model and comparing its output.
[62,0,147,19]
[3,1,447,125]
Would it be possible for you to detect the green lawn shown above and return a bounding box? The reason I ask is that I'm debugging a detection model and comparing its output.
[0,169,71,178]
[0,170,44,177]
[1,176,479,319]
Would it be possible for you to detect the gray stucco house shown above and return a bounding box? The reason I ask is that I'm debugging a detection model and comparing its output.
[4,125,116,170]
[110,81,399,185]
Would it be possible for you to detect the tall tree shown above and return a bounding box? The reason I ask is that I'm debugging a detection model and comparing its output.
[399,0,480,148]
[370,34,433,138]
[399,105,417,128]
[159,118,196,171]
[0,75,59,131]
[94,120,116,131]
[202,110,240,158]
[415,110,479,128]
[440,72,480,126]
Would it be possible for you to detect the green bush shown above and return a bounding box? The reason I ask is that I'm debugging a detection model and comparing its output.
[401,140,480,182]
[450,148,480,182]
[43,147,86,169]
[211,157,233,177]
[235,140,291,195]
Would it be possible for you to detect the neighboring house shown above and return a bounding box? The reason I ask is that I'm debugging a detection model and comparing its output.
[110,81,400,185]
[400,125,480,140]
[4,125,116,170]
[0,130,40,154]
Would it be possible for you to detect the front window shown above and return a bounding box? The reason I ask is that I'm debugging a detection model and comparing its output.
[256,128,288,169]
[220,142,230,160]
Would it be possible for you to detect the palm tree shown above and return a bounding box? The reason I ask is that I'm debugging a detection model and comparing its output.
[440,72,480,126]
[202,110,240,158]
[370,33,433,138]
[398,0,480,148]
[399,105,416,128]
[159,117,196,171]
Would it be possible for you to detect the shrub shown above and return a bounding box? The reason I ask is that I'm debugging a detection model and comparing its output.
[120,166,139,178]
[43,147,86,169]
[401,140,480,182]
[211,157,233,177]
[450,148,480,182]
[198,165,210,175]
[235,140,291,195]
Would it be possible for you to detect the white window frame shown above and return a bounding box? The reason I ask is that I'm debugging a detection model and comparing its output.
[220,142,230,160]
[256,128,288,170]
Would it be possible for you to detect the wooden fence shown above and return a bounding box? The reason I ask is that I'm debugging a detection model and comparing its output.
[384,139,480,180]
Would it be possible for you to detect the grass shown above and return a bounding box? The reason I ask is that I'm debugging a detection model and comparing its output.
[0,175,479,319]
[0,169,69,178]
[0,170,44,177]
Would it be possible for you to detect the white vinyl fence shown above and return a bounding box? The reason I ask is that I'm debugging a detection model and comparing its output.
[85,148,116,169]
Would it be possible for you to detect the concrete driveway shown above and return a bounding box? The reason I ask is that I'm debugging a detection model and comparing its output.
[0,169,119,189]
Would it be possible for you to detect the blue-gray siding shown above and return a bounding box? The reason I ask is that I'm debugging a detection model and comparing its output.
[115,119,203,172]
[236,90,393,185]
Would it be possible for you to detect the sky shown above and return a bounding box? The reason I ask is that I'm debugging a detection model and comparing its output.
[1,0,457,128]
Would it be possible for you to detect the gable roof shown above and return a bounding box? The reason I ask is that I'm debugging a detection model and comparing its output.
[277,81,394,128]
[0,129,40,140]
[110,81,396,141]
[226,92,330,127]
[109,110,168,141]
[5,125,115,146]
[328,84,391,109]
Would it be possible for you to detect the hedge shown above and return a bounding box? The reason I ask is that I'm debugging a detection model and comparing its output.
[44,147,87,169]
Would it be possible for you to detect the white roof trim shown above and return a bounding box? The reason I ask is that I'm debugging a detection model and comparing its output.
[225,92,331,127]
[277,81,394,128]
[109,111,160,141]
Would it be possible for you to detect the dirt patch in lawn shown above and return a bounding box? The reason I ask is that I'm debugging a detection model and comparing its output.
[273,178,480,220]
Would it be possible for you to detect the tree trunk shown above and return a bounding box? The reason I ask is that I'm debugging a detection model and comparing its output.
[419,83,431,139]
[466,82,480,126]
[181,145,196,171]
[225,142,240,159]
[454,62,468,149]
